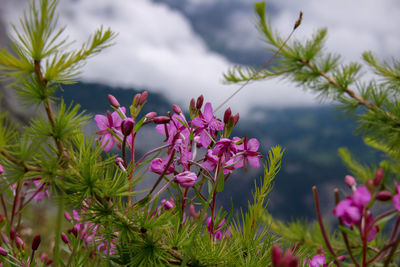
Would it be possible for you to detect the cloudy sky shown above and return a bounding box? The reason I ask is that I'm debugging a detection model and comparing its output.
[2,0,400,116]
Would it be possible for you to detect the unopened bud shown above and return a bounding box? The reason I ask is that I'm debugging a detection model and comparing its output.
[233,113,240,125]
[64,211,72,222]
[121,118,134,136]
[68,226,78,238]
[61,232,69,244]
[0,247,7,256]
[15,236,24,249]
[133,93,141,106]
[223,108,232,124]
[190,98,196,110]
[376,190,392,201]
[31,234,41,250]
[153,116,170,124]
[196,95,204,109]
[345,175,356,188]
[107,94,120,108]
[138,91,148,105]
[145,112,157,120]
[373,168,384,187]
[337,255,346,261]
[172,104,182,114]
[189,205,201,219]
[366,179,375,194]
[271,245,282,266]
[9,229,15,240]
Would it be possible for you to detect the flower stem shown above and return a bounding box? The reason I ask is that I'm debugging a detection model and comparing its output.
[312,186,340,266]
[53,194,64,267]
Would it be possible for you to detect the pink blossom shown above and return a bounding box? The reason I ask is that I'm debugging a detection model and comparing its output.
[191,102,224,148]
[149,157,174,175]
[303,254,326,267]
[0,164,3,174]
[175,171,197,188]
[94,108,126,152]
[393,182,400,211]
[333,185,371,226]
[231,136,261,169]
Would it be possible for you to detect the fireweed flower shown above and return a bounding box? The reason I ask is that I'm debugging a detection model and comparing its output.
[94,107,126,152]
[393,182,400,211]
[149,157,175,175]
[202,149,234,175]
[231,136,261,169]
[333,185,371,226]
[303,254,326,267]
[271,244,298,267]
[0,164,3,174]
[191,102,224,148]
[175,171,197,188]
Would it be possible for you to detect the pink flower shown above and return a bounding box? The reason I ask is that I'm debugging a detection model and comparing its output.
[149,157,174,175]
[175,171,197,188]
[0,164,3,174]
[271,244,298,267]
[393,182,400,211]
[333,186,371,226]
[231,136,261,169]
[303,254,326,267]
[191,102,224,148]
[94,108,126,152]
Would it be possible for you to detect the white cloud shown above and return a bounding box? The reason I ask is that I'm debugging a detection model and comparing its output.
[2,0,400,116]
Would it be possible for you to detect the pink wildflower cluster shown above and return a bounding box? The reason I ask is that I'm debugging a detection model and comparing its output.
[64,210,117,255]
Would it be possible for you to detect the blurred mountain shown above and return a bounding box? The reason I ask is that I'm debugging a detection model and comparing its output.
[60,82,379,221]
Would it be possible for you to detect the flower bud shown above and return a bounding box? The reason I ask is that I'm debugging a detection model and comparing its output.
[196,95,204,109]
[189,205,201,219]
[31,234,41,251]
[175,171,197,188]
[172,104,182,114]
[61,232,69,244]
[9,229,15,240]
[344,175,356,188]
[223,108,232,124]
[337,255,346,261]
[64,211,72,222]
[121,118,134,136]
[271,245,282,266]
[0,247,7,256]
[373,168,384,187]
[139,91,148,105]
[366,179,375,193]
[133,93,141,106]
[0,164,3,174]
[376,190,392,201]
[107,94,120,108]
[15,236,24,249]
[161,199,175,210]
[40,253,49,262]
[190,98,196,110]
[233,113,240,125]
[68,226,78,238]
[145,112,157,120]
[153,116,170,124]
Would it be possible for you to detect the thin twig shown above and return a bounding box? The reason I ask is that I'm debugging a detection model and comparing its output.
[215,11,303,112]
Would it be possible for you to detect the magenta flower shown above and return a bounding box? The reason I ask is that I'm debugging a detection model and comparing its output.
[333,185,371,226]
[393,182,400,211]
[191,102,224,148]
[175,171,197,188]
[94,107,126,152]
[231,136,261,169]
[202,149,234,175]
[0,164,3,174]
[149,157,175,175]
[303,254,326,267]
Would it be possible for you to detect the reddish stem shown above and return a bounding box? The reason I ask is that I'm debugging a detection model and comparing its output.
[312,186,341,266]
